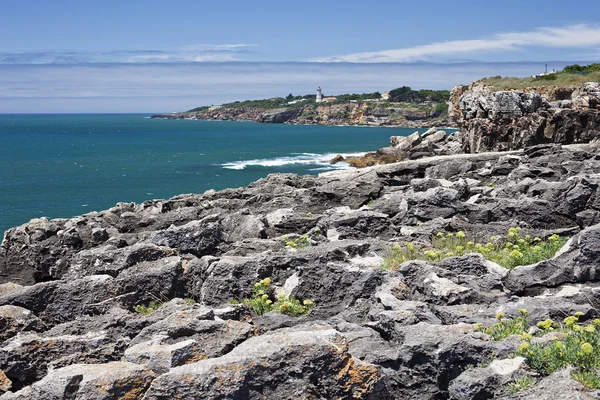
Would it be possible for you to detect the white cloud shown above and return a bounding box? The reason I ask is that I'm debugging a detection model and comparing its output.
[0,61,578,112]
[180,44,258,51]
[0,44,259,64]
[313,24,600,62]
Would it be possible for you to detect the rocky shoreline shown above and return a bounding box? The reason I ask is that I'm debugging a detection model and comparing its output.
[1,81,600,399]
[151,102,456,129]
[339,81,600,168]
[2,140,600,398]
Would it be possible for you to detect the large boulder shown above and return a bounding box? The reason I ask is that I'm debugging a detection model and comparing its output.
[390,131,422,151]
[1,362,155,400]
[143,326,387,399]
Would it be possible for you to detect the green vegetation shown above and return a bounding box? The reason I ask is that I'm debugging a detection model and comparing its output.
[184,298,196,306]
[382,228,569,270]
[220,97,306,109]
[388,86,450,103]
[477,311,600,390]
[134,300,163,315]
[478,309,530,341]
[186,86,451,113]
[563,63,600,74]
[239,278,315,317]
[433,102,448,117]
[284,234,310,249]
[335,92,382,102]
[517,315,600,389]
[506,376,535,395]
[479,63,600,90]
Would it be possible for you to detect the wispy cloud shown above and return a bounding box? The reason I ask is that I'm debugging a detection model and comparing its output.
[0,44,259,64]
[0,61,582,113]
[312,24,600,62]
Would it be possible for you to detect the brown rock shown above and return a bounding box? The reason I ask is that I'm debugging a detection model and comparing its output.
[330,154,345,164]
[0,370,11,394]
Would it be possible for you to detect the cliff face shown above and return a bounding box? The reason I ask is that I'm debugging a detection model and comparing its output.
[454,82,600,152]
[153,102,455,128]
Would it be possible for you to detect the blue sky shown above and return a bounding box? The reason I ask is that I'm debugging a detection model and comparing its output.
[1,0,599,112]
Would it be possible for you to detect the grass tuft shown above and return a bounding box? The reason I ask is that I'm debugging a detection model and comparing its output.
[238,277,315,317]
[506,376,535,395]
[481,312,600,390]
[478,71,600,91]
[478,309,530,341]
[382,228,568,270]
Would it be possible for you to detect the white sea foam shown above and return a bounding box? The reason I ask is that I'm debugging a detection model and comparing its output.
[222,152,366,171]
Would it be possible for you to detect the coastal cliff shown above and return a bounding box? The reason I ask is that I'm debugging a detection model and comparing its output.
[2,143,600,398]
[342,81,600,168]
[152,102,455,128]
[455,82,600,152]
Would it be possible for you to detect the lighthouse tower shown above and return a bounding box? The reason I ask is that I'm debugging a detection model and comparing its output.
[316,86,323,103]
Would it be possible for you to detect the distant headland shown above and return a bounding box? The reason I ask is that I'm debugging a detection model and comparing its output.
[151,86,456,128]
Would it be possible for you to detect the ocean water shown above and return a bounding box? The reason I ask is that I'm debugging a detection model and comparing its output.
[0,114,437,235]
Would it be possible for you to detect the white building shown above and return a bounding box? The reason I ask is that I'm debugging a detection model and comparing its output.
[316,86,323,103]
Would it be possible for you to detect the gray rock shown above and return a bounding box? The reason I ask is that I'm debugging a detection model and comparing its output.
[0,306,45,345]
[0,331,127,389]
[511,368,593,399]
[390,131,421,151]
[448,357,527,399]
[143,326,387,399]
[151,217,223,256]
[1,362,155,400]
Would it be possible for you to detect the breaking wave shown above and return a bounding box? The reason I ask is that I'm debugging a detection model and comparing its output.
[221,152,366,171]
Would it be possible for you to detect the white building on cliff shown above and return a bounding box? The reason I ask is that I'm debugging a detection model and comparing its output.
[316,86,323,103]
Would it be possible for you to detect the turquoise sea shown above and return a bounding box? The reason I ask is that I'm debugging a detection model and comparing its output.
[0,114,433,235]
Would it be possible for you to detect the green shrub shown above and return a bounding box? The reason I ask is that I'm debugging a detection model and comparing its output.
[274,295,314,317]
[506,376,535,395]
[478,309,530,341]
[534,74,557,81]
[517,316,600,383]
[478,312,600,389]
[285,235,310,249]
[381,228,568,270]
[487,313,600,389]
[135,300,163,315]
[238,278,315,317]
[184,298,196,306]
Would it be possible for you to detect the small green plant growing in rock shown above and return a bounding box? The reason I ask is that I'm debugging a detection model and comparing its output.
[506,376,535,395]
[184,298,196,306]
[242,278,275,315]
[479,352,496,368]
[478,312,600,390]
[285,235,310,249]
[135,300,163,315]
[274,295,314,317]
[239,278,315,317]
[381,228,569,270]
[134,293,170,315]
[516,315,600,389]
[478,309,530,341]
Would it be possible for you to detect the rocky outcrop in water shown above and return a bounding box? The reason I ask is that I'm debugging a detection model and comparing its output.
[456,82,600,152]
[336,127,463,167]
[2,143,600,398]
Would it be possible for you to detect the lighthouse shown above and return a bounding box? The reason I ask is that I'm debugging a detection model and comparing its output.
[316,86,323,103]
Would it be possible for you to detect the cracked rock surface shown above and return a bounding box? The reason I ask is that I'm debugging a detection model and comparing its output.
[2,143,600,398]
